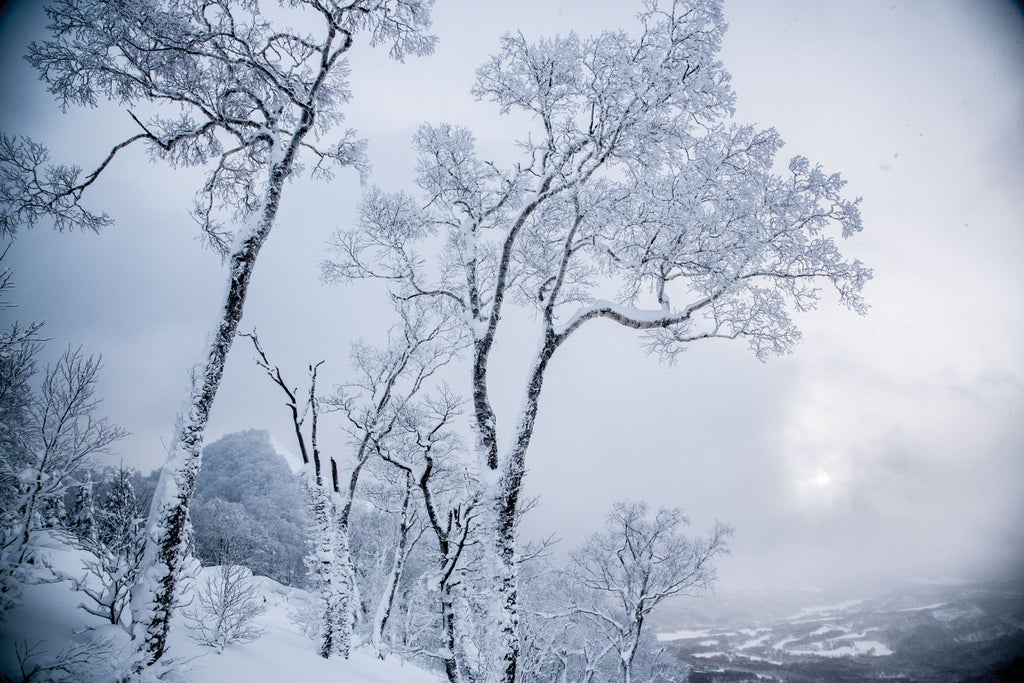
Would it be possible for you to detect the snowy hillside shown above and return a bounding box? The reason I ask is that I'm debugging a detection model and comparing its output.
[0,533,441,683]
[657,582,1024,682]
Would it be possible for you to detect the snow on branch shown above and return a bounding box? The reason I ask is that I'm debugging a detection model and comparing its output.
[0,133,122,237]
[184,564,268,652]
[2,0,431,245]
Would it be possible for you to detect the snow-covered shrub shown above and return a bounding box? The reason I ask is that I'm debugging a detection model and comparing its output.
[0,336,124,618]
[94,466,143,561]
[184,565,268,653]
[68,476,96,544]
[47,465,146,630]
[8,635,116,683]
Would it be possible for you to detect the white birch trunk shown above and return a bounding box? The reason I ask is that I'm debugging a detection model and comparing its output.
[127,159,293,678]
[489,335,557,683]
[372,475,415,659]
[331,513,357,658]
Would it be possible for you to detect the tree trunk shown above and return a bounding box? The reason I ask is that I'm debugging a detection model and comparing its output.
[440,584,462,683]
[620,625,641,683]
[331,513,357,658]
[493,505,520,683]
[373,474,415,658]
[307,485,338,658]
[14,465,46,564]
[127,161,289,676]
[620,659,632,683]
[470,340,515,683]
[491,337,556,683]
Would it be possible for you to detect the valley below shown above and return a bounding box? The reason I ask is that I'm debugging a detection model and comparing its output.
[656,579,1024,682]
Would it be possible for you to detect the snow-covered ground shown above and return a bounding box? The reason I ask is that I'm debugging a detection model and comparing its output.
[656,600,896,661]
[789,598,866,621]
[787,638,892,658]
[655,627,716,642]
[0,533,442,682]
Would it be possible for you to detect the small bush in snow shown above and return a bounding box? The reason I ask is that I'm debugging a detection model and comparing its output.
[9,635,115,683]
[184,565,268,652]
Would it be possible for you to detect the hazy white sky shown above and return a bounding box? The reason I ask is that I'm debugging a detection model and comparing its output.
[1,0,1022,592]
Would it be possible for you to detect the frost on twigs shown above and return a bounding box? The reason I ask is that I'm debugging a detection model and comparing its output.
[183,565,268,653]
[9,635,117,683]
[2,0,434,250]
[564,501,731,683]
[60,465,146,631]
[0,343,126,621]
[0,133,112,238]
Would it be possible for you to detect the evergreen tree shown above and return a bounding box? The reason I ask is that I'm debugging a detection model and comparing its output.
[71,473,96,543]
[97,465,142,562]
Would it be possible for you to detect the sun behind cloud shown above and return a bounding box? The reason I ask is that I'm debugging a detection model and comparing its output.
[812,471,833,488]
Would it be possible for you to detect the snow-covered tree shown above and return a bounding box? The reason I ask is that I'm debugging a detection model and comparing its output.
[0,347,125,617]
[348,469,426,661]
[372,474,420,659]
[245,300,459,660]
[516,552,587,683]
[372,387,478,682]
[570,502,729,683]
[324,1,869,679]
[184,564,268,653]
[0,1,436,675]
[0,258,43,613]
[96,465,144,564]
[70,473,96,544]
[0,260,41,617]
[65,465,146,630]
[0,328,38,521]
[244,337,352,658]
[1,348,125,566]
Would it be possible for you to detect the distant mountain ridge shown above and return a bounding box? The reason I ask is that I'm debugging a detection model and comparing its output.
[191,430,310,586]
[655,579,1024,682]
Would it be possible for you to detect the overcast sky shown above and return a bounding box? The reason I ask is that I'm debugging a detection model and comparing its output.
[1,0,1022,594]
